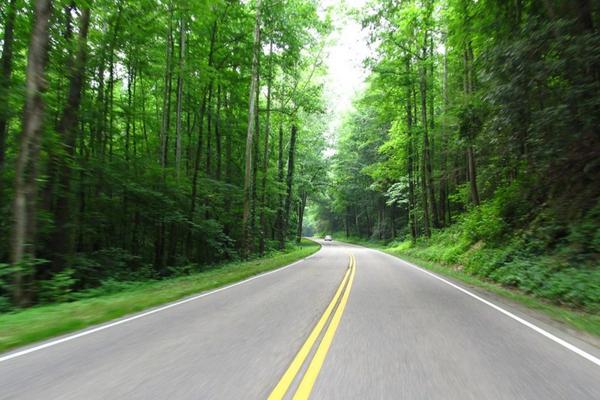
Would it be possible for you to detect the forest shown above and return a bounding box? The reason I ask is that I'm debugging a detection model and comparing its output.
[313,0,600,313]
[0,0,329,309]
[1,0,599,318]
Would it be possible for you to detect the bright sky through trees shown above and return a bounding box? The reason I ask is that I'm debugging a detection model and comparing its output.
[320,0,371,152]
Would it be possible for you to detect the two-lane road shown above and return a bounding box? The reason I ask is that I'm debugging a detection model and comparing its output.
[1,240,599,399]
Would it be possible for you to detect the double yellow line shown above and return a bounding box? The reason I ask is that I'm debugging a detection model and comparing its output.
[268,255,356,400]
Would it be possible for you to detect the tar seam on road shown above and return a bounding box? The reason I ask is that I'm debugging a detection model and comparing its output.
[269,255,356,400]
[0,255,316,363]
[372,249,600,368]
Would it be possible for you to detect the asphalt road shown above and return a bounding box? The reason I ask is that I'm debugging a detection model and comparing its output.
[1,240,599,399]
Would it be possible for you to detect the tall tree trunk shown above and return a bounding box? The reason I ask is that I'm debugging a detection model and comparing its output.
[205,81,213,176]
[275,122,285,246]
[50,5,91,269]
[390,205,396,239]
[419,60,432,236]
[280,124,297,250]
[344,209,349,238]
[241,0,261,258]
[103,6,124,157]
[204,19,218,177]
[12,0,53,306]
[223,89,233,237]
[296,190,307,243]
[467,144,480,205]
[160,10,174,168]
[439,47,449,226]
[429,34,435,134]
[412,84,420,236]
[106,20,118,162]
[258,40,273,255]
[419,30,439,232]
[187,88,208,257]
[225,90,232,184]
[215,85,222,180]
[139,67,150,156]
[378,199,384,240]
[132,63,138,160]
[405,57,417,242]
[92,46,105,156]
[125,62,134,162]
[463,40,480,206]
[185,76,192,174]
[175,15,186,178]
[0,0,17,175]
[250,61,260,248]
[353,207,359,236]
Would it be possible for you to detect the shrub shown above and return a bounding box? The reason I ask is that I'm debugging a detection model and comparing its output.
[461,201,507,244]
[563,199,600,264]
[462,246,506,277]
[69,248,152,289]
[0,296,11,313]
[38,268,76,304]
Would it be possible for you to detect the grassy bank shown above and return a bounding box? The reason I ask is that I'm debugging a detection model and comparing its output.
[333,234,600,338]
[0,239,320,353]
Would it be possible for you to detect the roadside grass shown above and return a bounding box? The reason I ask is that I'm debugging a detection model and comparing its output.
[334,235,600,338]
[0,239,320,354]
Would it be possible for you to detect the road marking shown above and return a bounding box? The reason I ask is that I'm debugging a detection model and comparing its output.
[0,254,318,363]
[293,255,356,399]
[268,257,352,400]
[372,249,600,368]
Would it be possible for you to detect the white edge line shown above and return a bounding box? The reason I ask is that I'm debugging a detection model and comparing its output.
[370,248,600,368]
[0,255,314,363]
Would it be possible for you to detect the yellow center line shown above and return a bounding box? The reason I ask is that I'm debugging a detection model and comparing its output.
[268,256,354,400]
[292,255,356,400]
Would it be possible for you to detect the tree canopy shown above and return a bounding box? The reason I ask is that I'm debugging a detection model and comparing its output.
[0,0,330,307]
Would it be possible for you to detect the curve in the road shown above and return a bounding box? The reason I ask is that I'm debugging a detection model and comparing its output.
[1,240,599,400]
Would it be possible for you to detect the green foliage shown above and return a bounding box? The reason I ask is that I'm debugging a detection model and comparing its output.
[457,102,483,142]
[0,257,47,308]
[461,201,507,244]
[69,248,153,288]
[489,258,600,314]
[384,179,409,207]
[0,0,330,310]
[411,227,469,264]
[38,268,76,304]
[563,199,600,263]
[0,264,13,312]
